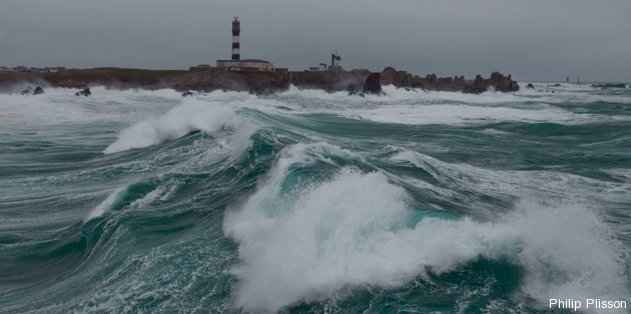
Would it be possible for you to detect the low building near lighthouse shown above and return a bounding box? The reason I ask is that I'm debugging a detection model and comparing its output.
[216,59,275,72]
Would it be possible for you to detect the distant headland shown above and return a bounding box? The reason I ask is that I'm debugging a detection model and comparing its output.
[0,66,520,96]
[0,17,520,96]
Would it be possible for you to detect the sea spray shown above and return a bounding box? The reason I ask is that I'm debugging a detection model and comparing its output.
[2,84,631,313]
[227,166,628,311]
[104,99,242,154]
[225,143,629,312]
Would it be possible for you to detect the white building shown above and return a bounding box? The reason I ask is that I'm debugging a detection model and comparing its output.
[216,59,275,72]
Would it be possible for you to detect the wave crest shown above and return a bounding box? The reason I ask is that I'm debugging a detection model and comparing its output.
[224,144,629,312]
[104,99,243,154]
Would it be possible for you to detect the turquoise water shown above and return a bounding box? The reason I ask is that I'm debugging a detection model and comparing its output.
[1,84,630,313]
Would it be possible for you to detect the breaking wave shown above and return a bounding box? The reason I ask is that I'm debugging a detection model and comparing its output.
[2,84,631,313]
[224,142,630,312]
[104,99,251,154]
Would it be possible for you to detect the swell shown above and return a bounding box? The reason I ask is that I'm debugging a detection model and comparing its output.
[1,86,631,313]
[0,122,290,312]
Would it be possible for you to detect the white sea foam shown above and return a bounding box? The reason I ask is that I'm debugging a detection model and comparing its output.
[381,85,532,104]
[224,144,629,312]
[86,187,127,221]
[272,85,631,126]
[100,89,293,154]
[279,84,530,104]
[338,103,592,125]
[389,148,631,208]
[104,98,247,154]
[3,85,628,149]
[129,182,180,209]
[0,87,181,126]
[276,84,631,125]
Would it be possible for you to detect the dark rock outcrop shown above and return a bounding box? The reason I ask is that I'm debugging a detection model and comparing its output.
[378,67,519,94]
[75,88,91,96]
[592,83,627,89]
[464,72,520,93]
[346,83,365,97]
[471,74,486,92]
[17,85,45,95]
[20,86,33,95]
[490,72,519,92]
[181,91,194,97]
[362,73,383,95]
[347,91,365,97]
[346,83,360,93]
[32,86,44,95]
[290,69,368,92]
[0,67,520,96]
[380,67,421,87]
[526,83,535,89]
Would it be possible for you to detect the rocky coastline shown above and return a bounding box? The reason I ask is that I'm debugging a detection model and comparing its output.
[0,67,519,96]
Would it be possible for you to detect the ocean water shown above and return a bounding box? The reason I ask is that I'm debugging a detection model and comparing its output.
[1,83,631,313]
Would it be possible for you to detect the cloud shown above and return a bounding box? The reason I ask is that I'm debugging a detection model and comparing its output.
[0,0,629,81]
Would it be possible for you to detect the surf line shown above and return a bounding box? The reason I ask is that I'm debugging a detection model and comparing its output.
[549,298,627,311]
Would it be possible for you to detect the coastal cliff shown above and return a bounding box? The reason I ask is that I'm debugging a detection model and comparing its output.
[0,67,519,95]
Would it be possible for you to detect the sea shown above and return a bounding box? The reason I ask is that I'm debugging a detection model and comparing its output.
[1,83,630,313]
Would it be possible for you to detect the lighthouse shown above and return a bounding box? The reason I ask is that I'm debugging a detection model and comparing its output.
[216,17,275,71]
[232,17,240,60]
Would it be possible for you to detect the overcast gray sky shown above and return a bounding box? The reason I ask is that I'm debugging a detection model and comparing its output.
[1,0,630,82]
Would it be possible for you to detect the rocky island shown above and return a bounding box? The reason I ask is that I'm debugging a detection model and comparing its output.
[0,16,520,96]
[0,67,519,96]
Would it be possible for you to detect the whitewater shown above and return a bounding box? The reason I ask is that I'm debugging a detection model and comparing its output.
[1,83,630,313]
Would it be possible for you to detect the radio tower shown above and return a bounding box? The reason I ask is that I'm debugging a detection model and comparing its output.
[232,17,240,60]
[330,50,341,69]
